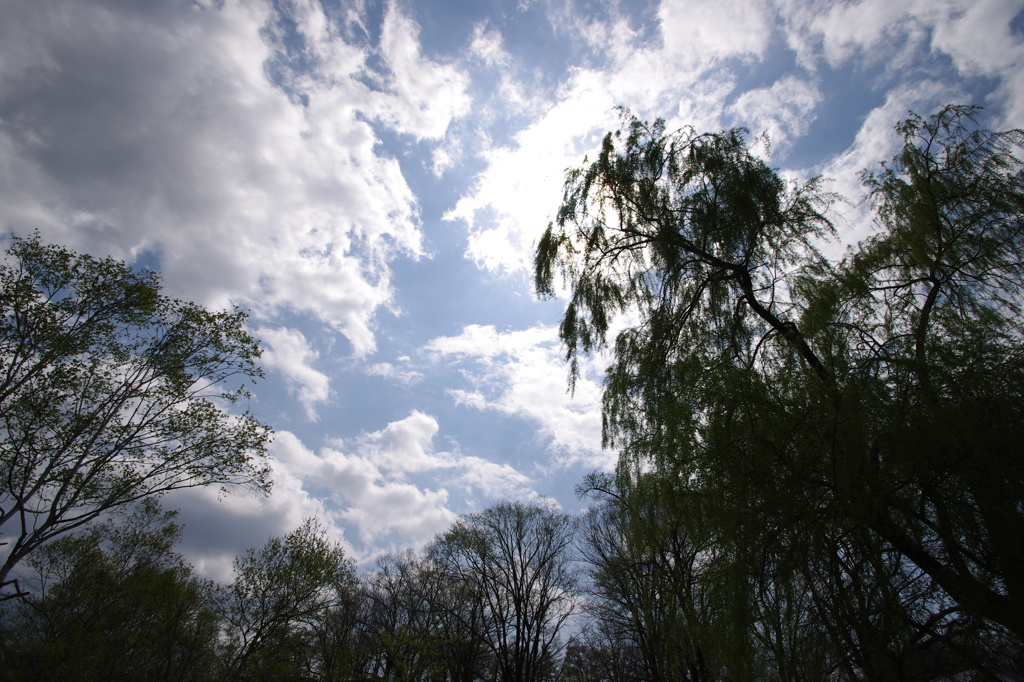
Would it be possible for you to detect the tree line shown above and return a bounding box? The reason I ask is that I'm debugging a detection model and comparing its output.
[0,499,582,682]
[2,102,1023,680]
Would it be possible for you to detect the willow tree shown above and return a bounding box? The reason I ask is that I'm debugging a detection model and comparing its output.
[537,106,1024,675]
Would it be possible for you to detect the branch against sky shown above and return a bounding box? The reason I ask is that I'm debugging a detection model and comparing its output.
[0,235,272,598]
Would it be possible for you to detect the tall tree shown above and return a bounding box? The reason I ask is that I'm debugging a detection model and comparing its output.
[0,234,272,598]
[218,518,357,681]
[847,106,1024,643]
[578,473,714,682]
[433,501,579,682]
[363,549,492,682]
[536,105,1024,676]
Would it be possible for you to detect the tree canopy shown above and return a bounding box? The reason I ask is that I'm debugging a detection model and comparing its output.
[537,105,1024,677]
[1,501,220,681]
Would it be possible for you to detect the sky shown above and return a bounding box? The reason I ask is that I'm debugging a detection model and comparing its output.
[1,0,1022,580]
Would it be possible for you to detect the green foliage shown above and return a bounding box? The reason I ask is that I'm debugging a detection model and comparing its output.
[218,518,357,681]
[536,114,836,391]
[0,501,220,681]
[539,105,1024,679]
[0,233,272,598]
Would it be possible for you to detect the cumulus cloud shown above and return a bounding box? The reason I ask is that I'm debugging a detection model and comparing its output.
[168,441,342,582]
[254,326,330,420]
[427,324,611,469]
[355,410,449,475]
[0,0,470,356]
[262,416,535,560]
[253,427,454,557]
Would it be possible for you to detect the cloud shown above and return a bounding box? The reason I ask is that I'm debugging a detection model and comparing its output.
[444,73,620,274]
[0,0,470,356]
[263,416,536,560]
[366,3,472,140]
[819,80,957,240]
[168,441,343,583]
[427,324,611,468]
[783,0,1024,121]
[354,410,448,475]
[364,356,424,385]
[469,23,511,67]
[449,0,1024,280]
[728,76,822,158]
[454,455,534,500]
[443,0,788,278]
[252,428,456,557]
[809,0,930,68]
[658,0,773,67]
[254,326,330,420]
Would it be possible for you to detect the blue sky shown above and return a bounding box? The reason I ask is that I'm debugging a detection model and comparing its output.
[1,0,1021,579]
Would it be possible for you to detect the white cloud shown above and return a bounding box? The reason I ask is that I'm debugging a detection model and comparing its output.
[469,23,511,67]
[168,436,344,582]
[799,79,965,261]
[365,359,424,385]
[263,415,536,559]
[427,324,611,468]
[728,76,822,158]
[658,0,774,67]
[256,427,456,556]
[809,0,929,68]
[455,455,534,499]
[176,420,502,580]
[367,3,472,141]
[781,0,1024,122]
[356,410,449,475]
[444,73,620,273]
[443,0,789,278]
[0,0,470,357]
[449,0,1024,279]
[254,326,330,420]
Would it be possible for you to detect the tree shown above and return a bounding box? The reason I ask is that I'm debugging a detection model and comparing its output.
[218,518,357,681]
[847,106,1024,644]
[577,473,714,682]
[0,501,221,681]
[307,572,374,682]
[359,549,489,682]
[0,234,272,598]
[536,105,1024,676]
[432,501,580,682]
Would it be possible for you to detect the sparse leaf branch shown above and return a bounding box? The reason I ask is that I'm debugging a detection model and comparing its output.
[0,234,272,597]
